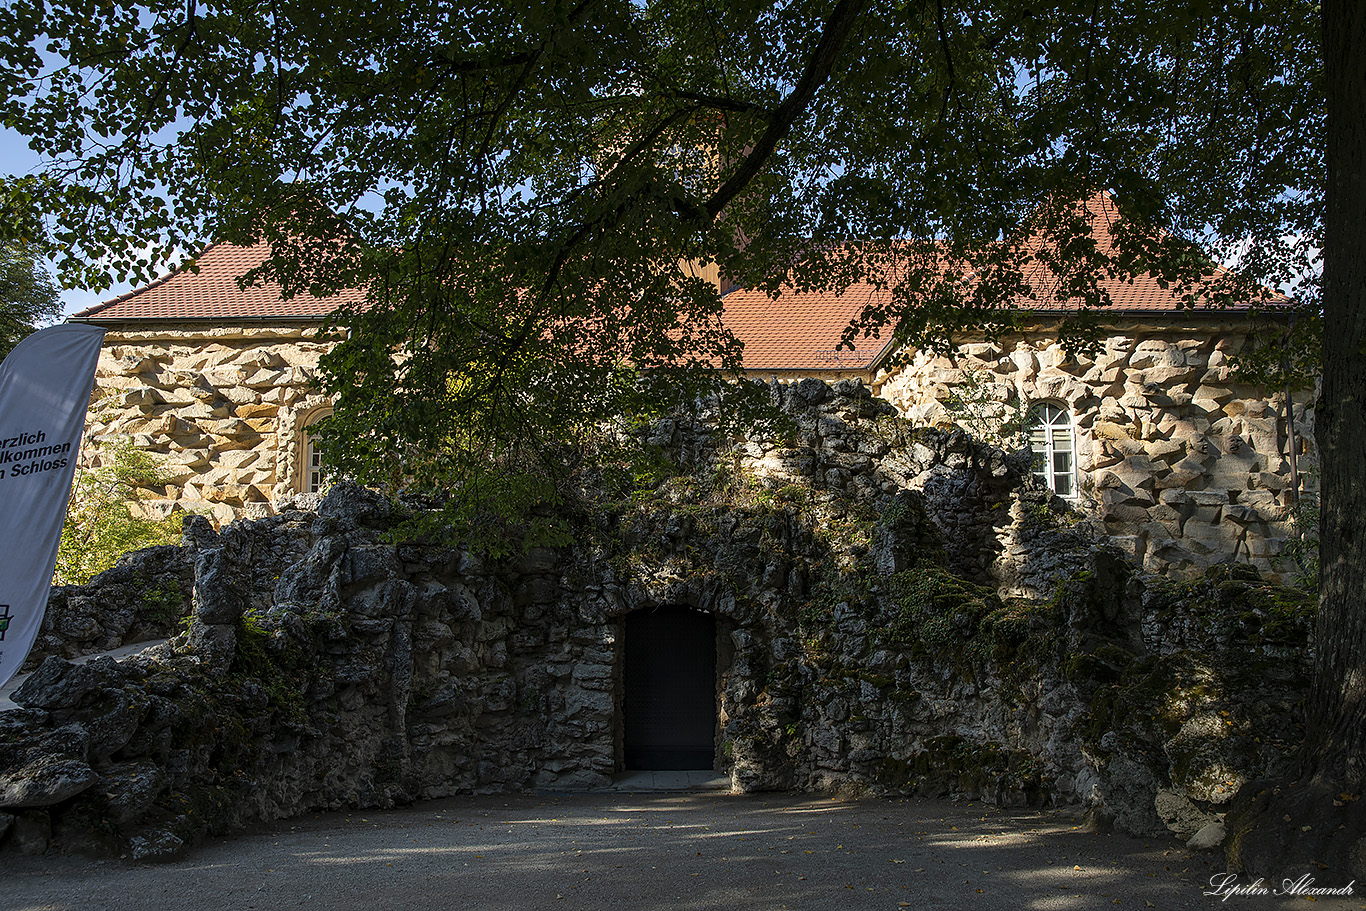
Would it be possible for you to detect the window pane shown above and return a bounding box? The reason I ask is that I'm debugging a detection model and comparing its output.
[1054,472,1073,496]
[1053,451,1071,474]
[1052,427,1072,450]
[306,434,323,493]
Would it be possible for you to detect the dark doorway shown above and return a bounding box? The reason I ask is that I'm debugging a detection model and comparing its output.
[623,606,717,770]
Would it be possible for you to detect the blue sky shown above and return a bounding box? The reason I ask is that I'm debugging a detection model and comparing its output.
[2,126,139,318]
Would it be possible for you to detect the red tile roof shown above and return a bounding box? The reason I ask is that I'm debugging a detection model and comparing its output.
[1012,192,1263,314]
[70,242,365,322]
[722,194,1275,371]
[74,197,1272,373]
[719,283,896,372]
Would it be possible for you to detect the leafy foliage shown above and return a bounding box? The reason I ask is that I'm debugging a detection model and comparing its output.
[0,0,1323,490]
[886,566,1001,653]
[0,241,61,359]
[56,440,183,585]
[380,452,579,559]
[1280,488,1321,596]
[940,366,1030,448]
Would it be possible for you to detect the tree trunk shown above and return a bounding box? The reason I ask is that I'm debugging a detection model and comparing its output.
[1314,0,1366,809]
[1225,0,1366,880]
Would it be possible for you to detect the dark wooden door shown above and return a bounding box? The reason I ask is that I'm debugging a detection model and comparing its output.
[623,607,716,770]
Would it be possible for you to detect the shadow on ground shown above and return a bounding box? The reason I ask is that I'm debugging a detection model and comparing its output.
[6,793,1353,911]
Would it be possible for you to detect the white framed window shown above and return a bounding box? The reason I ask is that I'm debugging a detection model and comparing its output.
[1028,402,1076,497]
[298,410,332,495]
[305,432,324,494]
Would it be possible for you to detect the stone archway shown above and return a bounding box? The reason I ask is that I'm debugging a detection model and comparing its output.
[622,606,717,770]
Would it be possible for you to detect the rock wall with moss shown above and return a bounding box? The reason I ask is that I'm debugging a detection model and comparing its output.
[0,381,1314,861]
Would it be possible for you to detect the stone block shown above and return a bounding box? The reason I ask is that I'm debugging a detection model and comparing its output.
[1138,365,1198,386]
[1187,822,1226,851]
[1156,788,1217,841]
[1106,436,1147,458]
[216,450,260,469]
[1191,504,1223,525]
[1035,374,1068,398]
[963,342,1000,361]
[1159,489,1190,506]
[1247,431,1281,458]
[1149,503,1183,528]
[1091,445,1124,469]
[1103,504,1152,525]
[1092,421,1136,442]
[1129,340,1185,369]
[245,368,288,388]
[1189,398,1223,417]
[1221,504,1263,524]
[1195,385,1235,404]
[1247,535,1286,558]
[1200,366,1234,384]
[1009,349,1038,376]
[209,433,260,452]
[1103,534,1146,558]
[120,387,162,409]
[1251,471,1287,490]
[1105,336,1135,357]
[1181,523,1237,553]
[203,366,249,387]
[1147,439,1186,464]
[1239,489,1287,521]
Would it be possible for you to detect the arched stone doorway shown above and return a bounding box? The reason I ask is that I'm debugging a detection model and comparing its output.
[622,606,717,770]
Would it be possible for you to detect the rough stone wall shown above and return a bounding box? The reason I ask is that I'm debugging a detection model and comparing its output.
[0,381,1314,861]
[875,319,1317,580]
[23,545,195,672]
[86,317,1316,583]
[86,326,333,526]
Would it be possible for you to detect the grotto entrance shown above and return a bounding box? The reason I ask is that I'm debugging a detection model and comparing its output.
[622,606,717,770]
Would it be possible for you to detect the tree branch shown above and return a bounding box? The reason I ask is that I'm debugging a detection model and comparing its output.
[673,90,772,115]
[702,0,870,221]
[935,0,957,121]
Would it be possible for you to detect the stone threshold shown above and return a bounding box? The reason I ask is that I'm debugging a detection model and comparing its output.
[603,771,734,792]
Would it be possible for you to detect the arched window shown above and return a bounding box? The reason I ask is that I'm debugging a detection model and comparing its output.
[1028,402,1076,497]
[298,410,332,495]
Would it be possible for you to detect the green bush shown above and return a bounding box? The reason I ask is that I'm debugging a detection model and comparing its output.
[55,441,184,585]
[1279,489,1319,595]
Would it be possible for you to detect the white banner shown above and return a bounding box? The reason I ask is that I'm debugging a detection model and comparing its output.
[0,324,106,689]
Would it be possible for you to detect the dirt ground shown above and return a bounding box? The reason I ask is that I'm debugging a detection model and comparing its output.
[2,792,1361,911]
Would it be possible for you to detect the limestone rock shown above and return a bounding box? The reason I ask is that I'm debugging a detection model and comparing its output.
[1186,821,1226,851]
[0,758,98,808]
[129,829,188,862]
[0,379,1315,861]
[100,761,166,825]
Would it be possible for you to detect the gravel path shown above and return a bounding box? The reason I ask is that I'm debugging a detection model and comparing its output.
[2,793,1359,911]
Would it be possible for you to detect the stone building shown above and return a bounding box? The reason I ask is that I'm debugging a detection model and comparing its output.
[69,242,362,526]
[719,273,1313,579]
[69,219,1313,579]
